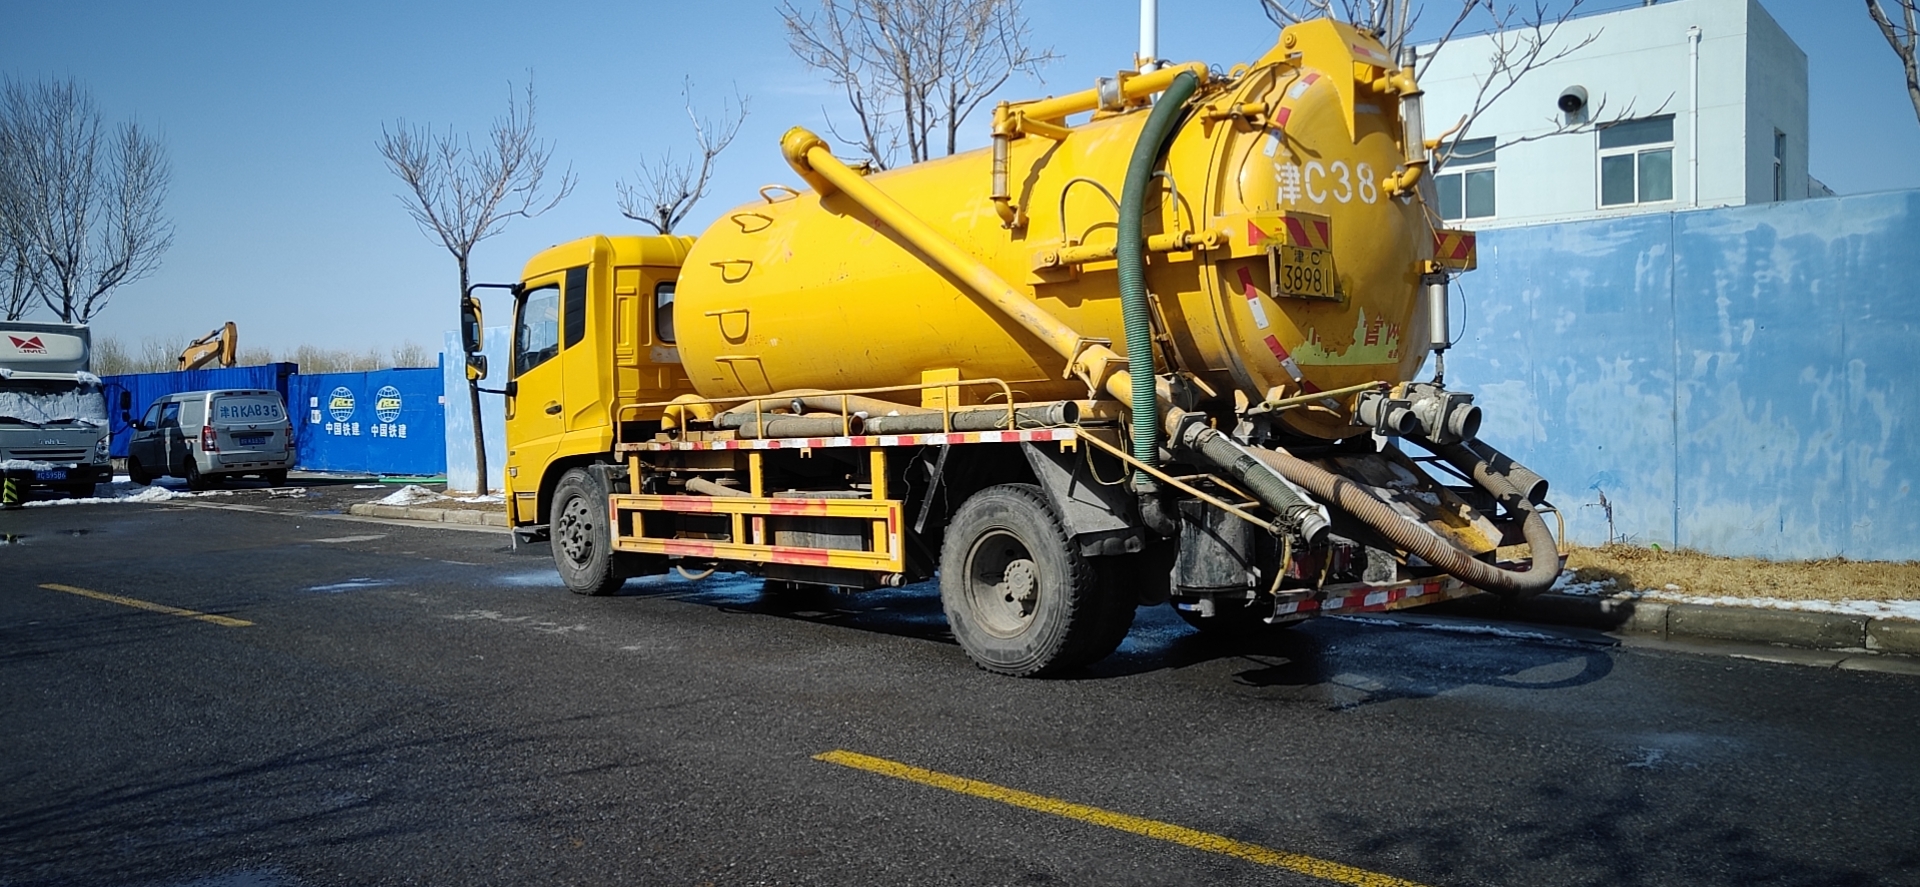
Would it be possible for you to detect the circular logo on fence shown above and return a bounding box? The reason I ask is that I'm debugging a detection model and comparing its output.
[328,386,356,422]
[375,385,402,424]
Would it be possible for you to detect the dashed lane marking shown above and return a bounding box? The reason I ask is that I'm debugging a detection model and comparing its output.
[814,750,1432,887]
[39,583,253,628]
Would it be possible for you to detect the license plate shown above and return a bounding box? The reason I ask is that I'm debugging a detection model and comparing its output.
[235,434,268,447]
[1275,246,1336,300]
[34,468,67,481]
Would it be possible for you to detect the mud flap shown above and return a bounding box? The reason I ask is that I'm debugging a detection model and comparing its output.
[1019,442,1142,558]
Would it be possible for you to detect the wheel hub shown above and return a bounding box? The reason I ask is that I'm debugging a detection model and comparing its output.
[557,497,593,565]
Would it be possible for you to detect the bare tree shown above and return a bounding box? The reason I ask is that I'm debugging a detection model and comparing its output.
[779,0,1055,169]
[379,78,574,494]
[1,237,33,321]
[0,77,172,323]
[616,81,749,235]
[1869,0,1920,125]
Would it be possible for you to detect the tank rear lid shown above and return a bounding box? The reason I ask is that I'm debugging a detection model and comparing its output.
[0,322,89,375]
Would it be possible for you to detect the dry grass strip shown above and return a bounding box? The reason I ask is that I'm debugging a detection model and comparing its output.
[1566,544,1920,601]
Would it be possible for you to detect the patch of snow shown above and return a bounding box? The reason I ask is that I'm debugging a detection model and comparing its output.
[22,485,235,507]
[352,484,385,489]
[373,484,446,506]
[1554,571,1920,623]
[448,494,504,503]
[0,459,61,471]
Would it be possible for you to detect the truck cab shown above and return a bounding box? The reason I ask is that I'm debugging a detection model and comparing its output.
[1,321,112,500]
[502,234,698,538]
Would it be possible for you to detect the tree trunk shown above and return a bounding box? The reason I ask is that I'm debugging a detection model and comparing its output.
[459,257,489,496]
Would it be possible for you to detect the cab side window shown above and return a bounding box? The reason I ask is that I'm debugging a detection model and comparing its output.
[140,403,163,429]
[159,402,181,428]
[655,282,676,344]
[514,284,561,377]
[563,266,587,349]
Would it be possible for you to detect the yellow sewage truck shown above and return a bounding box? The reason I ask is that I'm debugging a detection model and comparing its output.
[472,19,1562,676]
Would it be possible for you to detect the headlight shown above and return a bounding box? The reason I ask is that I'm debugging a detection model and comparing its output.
[94,436,110,461]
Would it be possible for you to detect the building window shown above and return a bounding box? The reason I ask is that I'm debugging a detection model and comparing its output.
[1773,130,1786,201]
[1435,136,1497,221]
[1598,115,1674,207]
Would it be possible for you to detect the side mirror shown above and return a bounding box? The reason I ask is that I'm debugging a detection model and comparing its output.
[460,295,484,354]
[466,353,488,381]
[118,391,133,425]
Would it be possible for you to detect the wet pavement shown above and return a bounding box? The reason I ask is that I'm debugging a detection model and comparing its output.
[2,500,1917,886]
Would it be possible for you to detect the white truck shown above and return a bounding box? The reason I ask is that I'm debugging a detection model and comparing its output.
[1,321,112,500]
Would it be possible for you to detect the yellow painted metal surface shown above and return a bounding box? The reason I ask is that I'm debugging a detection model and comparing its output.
[608,493,905,573]
[675,19,1443,441]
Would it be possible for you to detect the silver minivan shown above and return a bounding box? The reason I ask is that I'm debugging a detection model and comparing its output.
[126,389,295,488]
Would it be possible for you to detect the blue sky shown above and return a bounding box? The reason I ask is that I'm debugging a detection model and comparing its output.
[4,0,1915,356]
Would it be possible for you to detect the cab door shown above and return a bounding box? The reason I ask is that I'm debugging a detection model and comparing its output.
[505,272,568,522]
[130,402,165,473]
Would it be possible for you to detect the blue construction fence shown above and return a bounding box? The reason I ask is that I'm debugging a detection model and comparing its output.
[103,362,446,476]
[1451,188,1920,561]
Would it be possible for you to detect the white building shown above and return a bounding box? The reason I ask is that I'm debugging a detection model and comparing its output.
[1415,0,1816,229]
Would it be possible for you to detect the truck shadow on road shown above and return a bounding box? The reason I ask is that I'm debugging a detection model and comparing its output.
[610,572,1618,703]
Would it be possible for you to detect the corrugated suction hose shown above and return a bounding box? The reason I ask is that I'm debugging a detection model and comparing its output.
[1246,447,1561,598]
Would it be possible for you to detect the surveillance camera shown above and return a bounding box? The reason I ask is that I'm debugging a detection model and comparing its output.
[1557,85,1588,114]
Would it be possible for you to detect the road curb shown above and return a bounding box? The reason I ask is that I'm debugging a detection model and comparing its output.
[347,503,508,527]
[1432,591,1920,657]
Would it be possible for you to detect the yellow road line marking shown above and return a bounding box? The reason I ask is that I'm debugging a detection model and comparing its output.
[39,583,253,627]
[815,750,1431,887]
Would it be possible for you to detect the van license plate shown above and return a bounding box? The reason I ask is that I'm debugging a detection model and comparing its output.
[34,469,67,481]
[235,434,268,447]
[1275,246,1336,300]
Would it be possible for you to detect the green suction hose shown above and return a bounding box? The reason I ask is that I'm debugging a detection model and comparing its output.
[1117,70,1200,490]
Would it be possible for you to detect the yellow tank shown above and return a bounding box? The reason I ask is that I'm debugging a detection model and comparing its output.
[677,19,1437,441]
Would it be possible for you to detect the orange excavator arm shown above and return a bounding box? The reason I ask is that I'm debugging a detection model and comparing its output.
[178,321,238,371]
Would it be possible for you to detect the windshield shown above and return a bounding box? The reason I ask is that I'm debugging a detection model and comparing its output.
[0,379,107,427]
[211,394,285,425]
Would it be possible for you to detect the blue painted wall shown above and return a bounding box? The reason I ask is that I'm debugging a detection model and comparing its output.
[289,366,446,475]
[440,328,508,494]
[1453,189,1920,560]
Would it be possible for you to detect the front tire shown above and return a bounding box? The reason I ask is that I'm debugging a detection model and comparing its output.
[262,469,288,486]
[127,458,151,486]
[939,484,1121,677]
[552,468,627,596]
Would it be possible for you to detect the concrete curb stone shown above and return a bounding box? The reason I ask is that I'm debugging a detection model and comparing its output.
[1427,592,1915,661]
[347,502,508,527]
[1867,618,1920,655]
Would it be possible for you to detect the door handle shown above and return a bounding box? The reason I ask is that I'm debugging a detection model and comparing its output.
[544,402,563,415]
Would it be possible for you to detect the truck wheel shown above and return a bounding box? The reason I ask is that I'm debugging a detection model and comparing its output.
[552,468,627,596]
[939,483,1116,677]
[127,458,151,486]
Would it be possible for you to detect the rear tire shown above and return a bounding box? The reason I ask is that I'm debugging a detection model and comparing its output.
[183,460,210,491]
[262,469,289,486]
[552,468,627,596]
[938,483,1118,677]
[127,458,151,486]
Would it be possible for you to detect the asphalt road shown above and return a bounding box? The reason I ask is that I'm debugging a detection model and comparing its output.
[3,494,1917,887]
